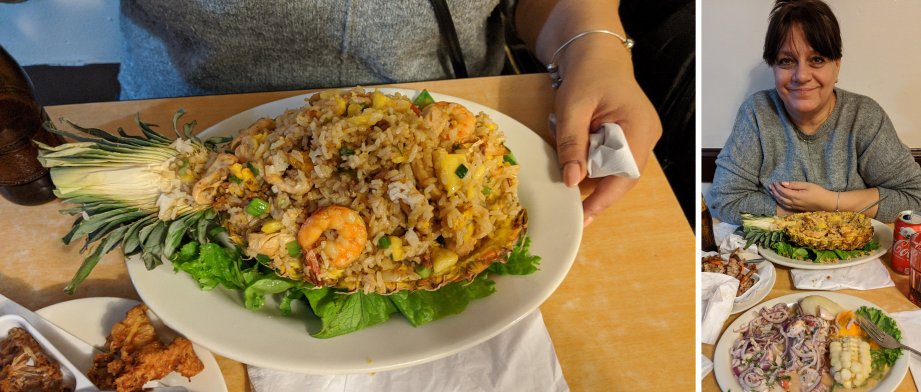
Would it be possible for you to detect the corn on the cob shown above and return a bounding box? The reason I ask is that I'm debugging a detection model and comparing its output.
[829,336,872,388]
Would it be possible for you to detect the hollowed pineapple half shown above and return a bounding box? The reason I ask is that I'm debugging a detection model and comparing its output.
[741,211,874,250]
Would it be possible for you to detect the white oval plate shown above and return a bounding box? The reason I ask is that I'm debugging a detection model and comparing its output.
[714,292,909,392]
[760,219,892,270]
[36,297,228,392]
[127,88,583,374]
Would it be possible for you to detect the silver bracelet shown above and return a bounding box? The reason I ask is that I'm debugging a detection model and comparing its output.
[546,29,634,89]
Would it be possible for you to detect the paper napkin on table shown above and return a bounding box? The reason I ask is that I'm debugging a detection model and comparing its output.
[247,310,569,392]
[888,310,921,391]
[701,272,739,345]
[790,259,894,290]
[701,355,713,379]
[713,222,759,259]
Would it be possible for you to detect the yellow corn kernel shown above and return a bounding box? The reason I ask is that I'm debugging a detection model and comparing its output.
[392,154,406,163]
[261,219,284,234]
[230,163,244,178]
[334,95,347,116]
[244,179,261,192]
[390,236,405,261]
[371,91,390,109]
[484,121,497,131]
[240,167,255,181]
[347,103,363,117]
[432,247,458,276]
[252,132,267,142]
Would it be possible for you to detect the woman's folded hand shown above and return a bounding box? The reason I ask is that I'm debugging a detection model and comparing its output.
[769,181,836,212]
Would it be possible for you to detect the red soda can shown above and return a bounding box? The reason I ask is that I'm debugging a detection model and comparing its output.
[910,232,921,306]
[892,210,921,275]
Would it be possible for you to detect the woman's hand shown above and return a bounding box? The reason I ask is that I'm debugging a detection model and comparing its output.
[552,39,662,227]
[515,0,662,227]
[769,181,836,212]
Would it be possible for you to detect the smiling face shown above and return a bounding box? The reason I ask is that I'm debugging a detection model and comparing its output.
[773,24,841,129]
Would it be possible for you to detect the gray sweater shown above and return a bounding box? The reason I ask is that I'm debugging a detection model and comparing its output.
[708,88,921,224]
[118,1,507,100]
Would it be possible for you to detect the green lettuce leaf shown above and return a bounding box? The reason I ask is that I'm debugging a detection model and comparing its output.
[488,235,540,275]
[172,242,246,290]
[244,277,298,310]
[771,240,880,263]
[772,242,810,260]
[389,273,496,327]
[170,230,541,338]
[303,288,399,339]
[855,306,903,377]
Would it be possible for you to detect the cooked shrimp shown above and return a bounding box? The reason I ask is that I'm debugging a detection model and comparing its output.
[297,206,368,270]
[265,151,313,195]
[423,102,475,143]
[191,153,237,204]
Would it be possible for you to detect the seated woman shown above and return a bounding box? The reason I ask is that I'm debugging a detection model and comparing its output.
[708,0,921,224]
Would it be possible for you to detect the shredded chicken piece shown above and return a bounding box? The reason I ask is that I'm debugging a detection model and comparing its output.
[87,304,204,392]
[0,327,68,392]
[700,249,756,296]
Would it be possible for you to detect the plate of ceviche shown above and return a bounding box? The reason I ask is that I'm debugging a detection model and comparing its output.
[714,292,909,392]
[38,87,582,373]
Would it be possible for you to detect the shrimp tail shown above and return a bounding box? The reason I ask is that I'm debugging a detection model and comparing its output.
[303,249,323,286]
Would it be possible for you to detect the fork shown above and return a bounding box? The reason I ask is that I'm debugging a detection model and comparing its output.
[857,315,921,357]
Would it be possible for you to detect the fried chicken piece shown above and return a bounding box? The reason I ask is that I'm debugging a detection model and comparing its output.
[87,304,204,392]
[0,327,68,392]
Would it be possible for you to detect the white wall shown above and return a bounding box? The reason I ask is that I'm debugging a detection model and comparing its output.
[703,0,921,147]
[0,0,121,66]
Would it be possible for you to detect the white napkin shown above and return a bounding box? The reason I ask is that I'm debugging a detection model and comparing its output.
[700,251,772,306]
[247,310,569,392]
[713,223,760,260]
[701,273,739,345]
[713,222,741,246]
[790,259,895,290]
[546,115,639,179]
[889,310,921,392]
[701,355,713,379]
[585,123,640,179]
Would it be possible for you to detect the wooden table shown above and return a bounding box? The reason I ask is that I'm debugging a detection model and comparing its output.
[0,73,695,391]
[701,249,920,391]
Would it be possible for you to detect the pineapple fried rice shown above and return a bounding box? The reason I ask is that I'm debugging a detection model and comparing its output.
[193,88,526,294]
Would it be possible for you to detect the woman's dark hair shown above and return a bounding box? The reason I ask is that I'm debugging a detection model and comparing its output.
[763,0,842,65]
